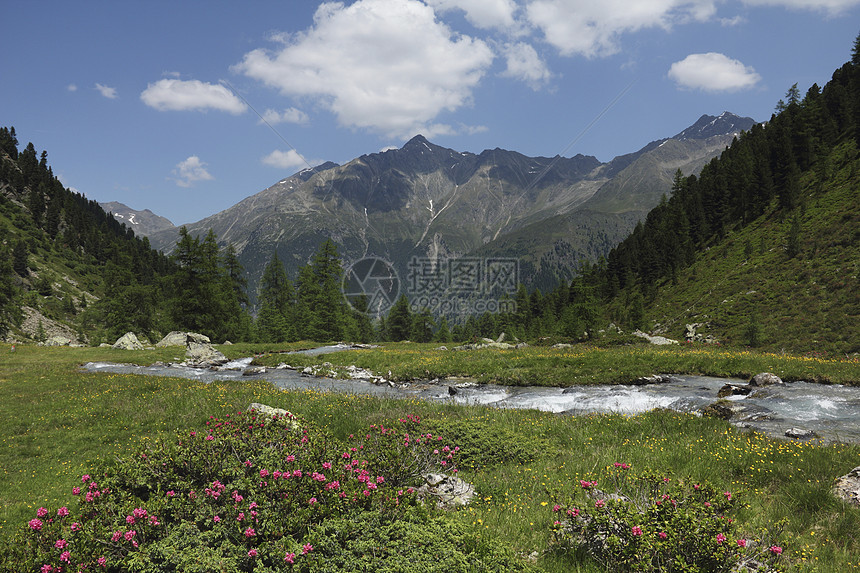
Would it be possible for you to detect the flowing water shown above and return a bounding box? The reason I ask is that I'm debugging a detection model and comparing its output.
[83,345,860,443]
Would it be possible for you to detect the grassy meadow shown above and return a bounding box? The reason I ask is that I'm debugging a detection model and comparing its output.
[1,341,860,571]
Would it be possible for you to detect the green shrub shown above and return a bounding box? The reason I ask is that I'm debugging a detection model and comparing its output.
[3,410,515,573]
[549,465,788,572]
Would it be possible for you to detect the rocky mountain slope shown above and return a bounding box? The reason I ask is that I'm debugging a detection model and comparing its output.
[100,201,175,238]
[148,113,755,301]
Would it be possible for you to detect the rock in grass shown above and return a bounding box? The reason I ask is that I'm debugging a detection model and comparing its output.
[417,473,475,509]
[156,331,210,347]
[749,372,783,387]
[833,466,860,506]
[112,332,143,350]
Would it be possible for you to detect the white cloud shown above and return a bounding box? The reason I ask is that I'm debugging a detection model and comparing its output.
[500,42,552,89]
[668,52,761,92]
[742,0,860,14]
[233,0,494,139]
[171,156,214,187]
[261,149,309,169]
[525,0,717,57]
[67,84,78,92]
[260,107,310,125]
[140,79,247,114]
[95,83,118,99]
[425,0,519,29]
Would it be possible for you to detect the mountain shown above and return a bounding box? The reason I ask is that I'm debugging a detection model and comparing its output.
[148,113,755,302]
[99,201,175,238]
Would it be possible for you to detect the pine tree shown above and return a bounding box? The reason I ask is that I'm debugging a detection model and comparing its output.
[12,241,28,276]
[387,294,412,341]
[256,252,293,342]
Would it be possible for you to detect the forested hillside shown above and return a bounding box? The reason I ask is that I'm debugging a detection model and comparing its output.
[0,129,253,344]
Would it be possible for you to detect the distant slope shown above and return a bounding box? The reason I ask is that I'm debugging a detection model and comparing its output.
[100,201,175,238]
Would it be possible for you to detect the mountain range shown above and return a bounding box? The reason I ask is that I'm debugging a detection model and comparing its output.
[141,112,755,302]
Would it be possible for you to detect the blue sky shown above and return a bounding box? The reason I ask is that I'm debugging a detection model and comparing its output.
[2,0,858,226]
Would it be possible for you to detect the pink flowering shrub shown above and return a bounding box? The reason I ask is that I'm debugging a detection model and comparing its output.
[8,410,476,572]
[548,465,787,572]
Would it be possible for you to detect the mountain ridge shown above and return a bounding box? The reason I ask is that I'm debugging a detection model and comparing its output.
[145,112,755,302]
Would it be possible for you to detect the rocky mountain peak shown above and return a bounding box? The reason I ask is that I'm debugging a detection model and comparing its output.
[673,112,756,141]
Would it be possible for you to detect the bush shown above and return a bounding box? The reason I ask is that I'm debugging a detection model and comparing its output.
[4,410,522,573]
[548,464,788,572]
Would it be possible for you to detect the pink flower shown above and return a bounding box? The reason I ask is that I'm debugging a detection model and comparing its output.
[72,486,81,495]
[28,519,43,531]
[205,434,214,441]
[322,462,332,470]
[55,539,68,549]
[704,502,712,508]
[71,522,81,532]
[308,497,317,505]
[111,531,122,542]
[595,499,606,509]
[260,469,270,478]
[57,507,69,517]
[737,538,747,548]
[716,533,726,544]
[244,527,256,537]
[126,515,135,525]
[724,491,732,501]
[60,551,71,563]
[97,556,107,567]
[302,543,313,554]
[285,552,295,564]
[166,490,175,497]
[658,532,667,539]
[41,565,53,573]
[552,504,561,512]
[37,507,48,518]
[248,549,258,558]
[124,530,136,541]
[286,455,295,463]
[580,480,595,489]
[81,474,91,483]
[631,526,643,536]
[213,516,221,523]
[769,546,783,555]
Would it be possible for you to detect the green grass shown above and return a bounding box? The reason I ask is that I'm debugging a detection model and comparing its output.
[2,343,860,571]
[253,341,860,386]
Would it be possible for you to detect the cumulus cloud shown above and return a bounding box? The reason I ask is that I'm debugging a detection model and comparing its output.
[500,42,552,89]
[525,0,717,57]
[425,0,519,29]
[260,107,309,125]
[261,149,311,169]
[95,83,118,99]
[233,0,494,139]
[742,0,860,14]
[171,156,214,187]
[668,52,761,92]
[140,79,246,114]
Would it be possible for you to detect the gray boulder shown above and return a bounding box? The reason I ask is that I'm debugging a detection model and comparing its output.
[416,473,475,510]
[749,372,783,387]
[156,331,210,347]
[113,332,144,350]
[44,335,72,347]
[833,466,860,506]
[632,330,679,345]
[184,341,228,367]
[785,427,816,440]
